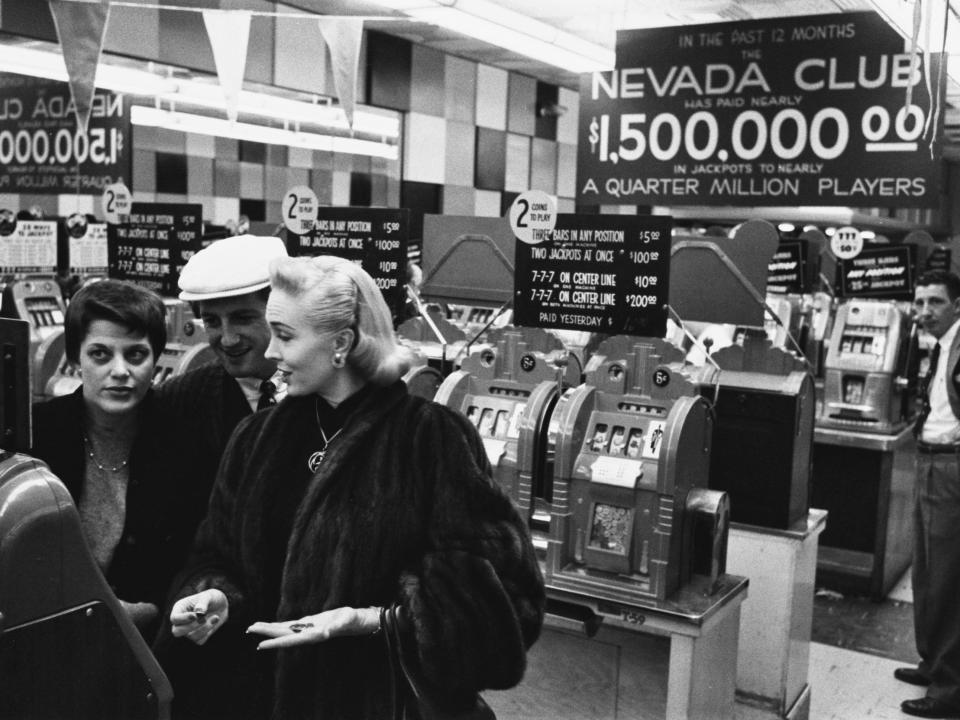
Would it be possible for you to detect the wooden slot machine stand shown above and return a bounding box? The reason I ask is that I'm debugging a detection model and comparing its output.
[727,509,828,720]
[486,575,748,720]
[811,425,915,600]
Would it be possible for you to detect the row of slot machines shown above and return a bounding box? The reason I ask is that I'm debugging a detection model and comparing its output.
[683,292,918,435]
[0,275,217,400]
[436,329,730,605]
[429,291,918,437]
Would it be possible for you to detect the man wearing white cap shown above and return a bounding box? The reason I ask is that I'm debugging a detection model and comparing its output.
[158,234,288,468]
[154,233,287,720]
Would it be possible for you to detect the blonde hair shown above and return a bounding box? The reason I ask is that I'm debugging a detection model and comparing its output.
[269,255,414,385]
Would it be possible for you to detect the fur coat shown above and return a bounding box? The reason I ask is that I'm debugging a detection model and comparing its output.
[174,379,545,720]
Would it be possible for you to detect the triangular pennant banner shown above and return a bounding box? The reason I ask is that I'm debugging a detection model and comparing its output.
[317,18,364,128]
[202,10,252,123]
[48,0,111,134]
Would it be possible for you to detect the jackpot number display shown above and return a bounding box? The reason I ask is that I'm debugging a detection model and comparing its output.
[586,103,925,166]
[0,126,124,167]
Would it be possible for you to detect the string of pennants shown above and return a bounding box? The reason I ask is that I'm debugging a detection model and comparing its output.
[47,0,397,134]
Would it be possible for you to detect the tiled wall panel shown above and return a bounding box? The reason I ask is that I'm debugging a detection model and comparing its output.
[443,185,475,216]
[445,56,477,124]
[133,150,156,194]
[58,196,95,217]
[475,65,508,131]
[557,143,578,199]
[404,113,447,184]
[530,138,558,194]
[557,88,580,145]
[188,157,215,196]
[445,121,476,188]
[312,170,333,205]
[288,146,315,169]
[504,134,531,193]
[410,45,446,117]
[186,133,217,159]
[214,160,240,198]
[507,74,536,137]
[214,197,240,225]
[239,162,264,198]
[264,167,288,204]
[474,190,502,217]
[331,170,352,205]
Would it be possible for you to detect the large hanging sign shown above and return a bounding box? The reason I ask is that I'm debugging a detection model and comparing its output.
[0,72,130,195]
[577,12,945,208]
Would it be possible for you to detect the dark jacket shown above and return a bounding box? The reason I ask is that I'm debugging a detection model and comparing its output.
[29,388,210,616]
[173,380,545,720]
[155,363,252,492]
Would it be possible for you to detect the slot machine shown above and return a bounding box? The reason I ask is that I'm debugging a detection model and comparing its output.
[435,328,579,549]
[819,299,916,433]
[708,331,814,529]
[545,339,728,604]
[763,293,798,349]
[0,453,172,719]
[402,349,444,401]
[396,308,470,375]
[0,277,67,400]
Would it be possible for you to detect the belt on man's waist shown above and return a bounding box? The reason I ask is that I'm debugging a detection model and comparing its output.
[917,441,960,454]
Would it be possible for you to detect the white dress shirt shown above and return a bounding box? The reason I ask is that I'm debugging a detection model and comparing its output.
[922,318,960,444]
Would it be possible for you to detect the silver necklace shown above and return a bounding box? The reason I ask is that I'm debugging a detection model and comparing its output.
[84,434,129,473]
[307,399,343,472]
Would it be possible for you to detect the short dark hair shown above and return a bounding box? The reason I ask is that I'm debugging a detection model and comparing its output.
[65,280,167,364]
[190,285,271,319]
[916,270,960,301]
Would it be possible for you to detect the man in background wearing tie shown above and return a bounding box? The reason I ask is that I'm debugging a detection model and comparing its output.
[899,270,960,719]
[154,233,287,720]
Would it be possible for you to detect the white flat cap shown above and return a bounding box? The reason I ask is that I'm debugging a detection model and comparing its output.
[178,234,288,301]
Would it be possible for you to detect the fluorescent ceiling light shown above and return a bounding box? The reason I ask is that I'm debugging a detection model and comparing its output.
[167,81,400,138]
[369,0,613,73]
[0,44,175,96]
[0,43,398,141]
[131,106,399,160]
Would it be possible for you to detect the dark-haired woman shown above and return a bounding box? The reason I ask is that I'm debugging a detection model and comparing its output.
[30,279,210,638]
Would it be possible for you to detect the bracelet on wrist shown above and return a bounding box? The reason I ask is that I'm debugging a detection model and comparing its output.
[370,606,384,636]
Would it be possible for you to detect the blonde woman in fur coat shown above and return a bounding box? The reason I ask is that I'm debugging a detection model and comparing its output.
[167,255,545,720]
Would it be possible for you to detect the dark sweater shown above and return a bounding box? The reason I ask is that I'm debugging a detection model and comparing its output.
[172,380,545,720]
[29,388,210,619]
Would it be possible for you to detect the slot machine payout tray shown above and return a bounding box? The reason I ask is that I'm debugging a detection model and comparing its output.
[545,573,749,632]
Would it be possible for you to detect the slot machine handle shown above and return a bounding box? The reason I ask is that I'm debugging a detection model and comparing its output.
[554,354,568,390]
